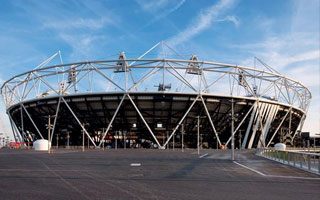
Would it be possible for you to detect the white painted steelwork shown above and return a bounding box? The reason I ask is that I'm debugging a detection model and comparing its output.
[0,43,311,149]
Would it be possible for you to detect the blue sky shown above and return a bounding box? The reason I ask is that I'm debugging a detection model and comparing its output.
[0,0,319,137]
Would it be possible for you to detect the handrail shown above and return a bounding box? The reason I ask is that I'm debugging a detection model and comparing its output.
[257,148,320,175]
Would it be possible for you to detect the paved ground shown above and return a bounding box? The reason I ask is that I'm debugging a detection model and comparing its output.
[0,148,319,200]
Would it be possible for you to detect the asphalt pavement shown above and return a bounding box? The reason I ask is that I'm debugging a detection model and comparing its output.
[0,148,319,200]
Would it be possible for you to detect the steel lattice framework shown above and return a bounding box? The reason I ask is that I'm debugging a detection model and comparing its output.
[0,44,312,149]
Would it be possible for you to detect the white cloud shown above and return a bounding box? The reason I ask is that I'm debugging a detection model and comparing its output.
[59,33,107,59]
[41,15,117,59]
[166,0,236,47]
[216,15,240,27]
[230,1,320,134]
[277,50,319,69]
[141,0,186,28]
[254,49,319,73]
[12,1,118,61]
[135,0,171,12]
[43,17,114,30]
[291,0,320,33]
[41,16,117,60]
[231,33,319,79]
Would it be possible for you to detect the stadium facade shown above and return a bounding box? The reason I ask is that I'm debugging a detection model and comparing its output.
[0,45,311,149]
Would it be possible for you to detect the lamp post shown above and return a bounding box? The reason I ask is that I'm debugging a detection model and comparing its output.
[87,133,89,149]
[197,116,200,155]
[81,122,89,152]
[45,115,55,154]
[195,116,206,155]
[67,131,70,149]
[114,131,118,149]
[56,134,59,149]
[231,99,235,161]
[124,131,126,149]
[181,124,185,152]
[239,130,242,150]
[82,129,85,152]
[166,132,169,149]
[173,131,175,151]
[102,128,105,151]
[48,116,51,153]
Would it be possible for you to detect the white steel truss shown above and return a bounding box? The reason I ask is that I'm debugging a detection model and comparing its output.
[0,42,311,148]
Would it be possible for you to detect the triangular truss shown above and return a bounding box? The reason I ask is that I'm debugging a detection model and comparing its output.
[0,42,311,148]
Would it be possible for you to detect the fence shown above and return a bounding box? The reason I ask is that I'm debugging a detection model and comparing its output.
[257,148,320,175]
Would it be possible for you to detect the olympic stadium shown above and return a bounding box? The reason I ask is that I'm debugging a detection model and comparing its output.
[0,44,312,150]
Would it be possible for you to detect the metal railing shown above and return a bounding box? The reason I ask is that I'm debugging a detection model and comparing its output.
[257,148,320,175]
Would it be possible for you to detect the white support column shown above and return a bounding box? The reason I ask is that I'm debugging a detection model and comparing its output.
[50,97,62,142]
[257,104,274,147]
[266,107,292,147]
[181,124,185,152]
[225,102,256,146]
[21,104,45,139]
[242,102,258,149]
[20,106,24,140]
[8,114,23,142]
[248,102,267,148]
[61,97,97,147]
[162,95,200,148]
[288,108,292,135]
[199,95,221,146]
[261,105,279,143]
[291,114,306,142]
[127,94,162,148]
[8,115,19,142]
[98,94,126,147]
[8,117,17,142]
[258,101,275,147]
